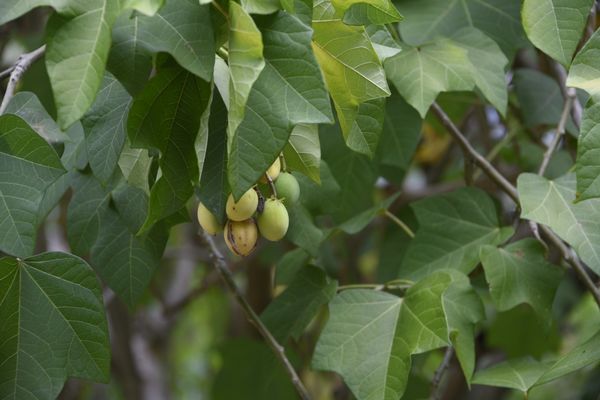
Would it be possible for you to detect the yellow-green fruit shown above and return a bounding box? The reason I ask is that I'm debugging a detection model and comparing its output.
[226,189,259,221]
[274,172,300,205]
[259,158,281,183]
[197,203,222,235]
[257,198,289,241]
[224,219,258,256]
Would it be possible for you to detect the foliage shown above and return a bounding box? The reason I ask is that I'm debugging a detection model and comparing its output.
[1,0,600,399]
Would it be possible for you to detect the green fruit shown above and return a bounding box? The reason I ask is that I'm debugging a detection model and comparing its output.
[259,158,281,183]
[197,202,222,235]
[226,189,259,221]
[274,172,300,205]
[257,198,289,241]
[224,219,258,256]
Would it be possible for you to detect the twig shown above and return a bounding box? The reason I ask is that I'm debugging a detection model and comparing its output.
[211,1,229,20]
[431,102,519,202]
[431,347,454,400]
[550,61,582,128]
[0,66,13,80]
[538,88,575,175]
[216,46,229,61]
[0,45,45,114]
[384,210,415,238]
[201,232,311,400]
[337,279,413,293]
[432,103,600,309]
[265,172,278,198]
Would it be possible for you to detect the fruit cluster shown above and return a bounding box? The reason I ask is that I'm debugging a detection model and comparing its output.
[196,157,300,256]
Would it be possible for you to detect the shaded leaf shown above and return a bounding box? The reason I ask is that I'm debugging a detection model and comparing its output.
[576,95,600,200]
[5,92,66,143]
[283,124,321,183]
[567,26,600,97]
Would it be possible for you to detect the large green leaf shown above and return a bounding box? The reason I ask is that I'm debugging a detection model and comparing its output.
[400,188,513,280]
[118,140,152,193]
[518,173,600,275]
[375,90,422,169]
[261,265,337,342]
[136,0,215,81]
[395,0,526,57]
[228,12,333,198]
[576,95,600,201]
[479,239,563,320]
[385,28,508,117]
[365,25,402,61]
[286,203,324,256]
[0,115,66,258]
[338,192,400,234]
[522,0,593,67]
[0,0,68,25]
[107,13,154,95]
[241,0,281,14]
[45,0,120,129]
[5,92,66,143]
[330,0,402,25]
[283,124,321,184]
[0,252,110,400]
[473,330,600,392]
[312,13,390,154]
[82,73,132,183]
[313,270,484,400]
[227,2,265,139]
[128,66,211,231]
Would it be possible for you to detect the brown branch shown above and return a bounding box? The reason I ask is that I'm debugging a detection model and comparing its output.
[431,102,600,309]
[201,232,312,400]
[0,45,45,114]
[431,346,454,400]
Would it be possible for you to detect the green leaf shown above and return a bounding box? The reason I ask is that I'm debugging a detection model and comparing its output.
[332,0,402,25]
[400,187,513,280]
[395,0,526,57]
[0,115,66,258]
[376,90,422,169]
[0,252,110,400]
[261,265,337,342]
[45,0,120,129]
[128,66,211,231]
[522,0,593,67]
[227,2,265,139]
[312,16,390,153]
[0,0,68,25]
[82,73,132,183]
[313,270,484,400]
[283,124,321,183]
[5,92,66,143]
[107,13,154,95]
[365,25,402,61]
[62,122,88,171]
[241,0,281,14]
[576,95,600,201]
[286,203,324,256]
[122,0,164,15]
[199,90,229,225]
[385,39,472,117]
[450,28,508,115]
[228,12,333,198]
[567,28,600,97]
[472,358,548,392]
[479,239,563,320]
[136,0,215,81]
[513,69,577,134]
[275,248,312,285]
[118,140,152,193]
[518,173,600,275]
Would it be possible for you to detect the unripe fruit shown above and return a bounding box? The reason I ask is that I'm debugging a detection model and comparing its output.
[197,202,222,235]
[259,158,281,183]
[257,198,289,241]
[274,172,300,205]
[224,219,258,256]
[226,189,259,221]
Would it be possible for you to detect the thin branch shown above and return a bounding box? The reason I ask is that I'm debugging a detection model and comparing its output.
[0,66,13,80]
[216,46,229,61]
[538,88,575,176]
[0,45,45,114]
[211,1,229,20]
[431,346,454,400]
[265,172,278,198]
[432,102,600,309]
[384,210,415,238]
[337,279,413,293]
[201,232,311,400]
[550,61,582,128]
[431,102,519,202]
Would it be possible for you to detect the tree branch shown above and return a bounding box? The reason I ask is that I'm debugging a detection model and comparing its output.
[201,232,312,400]
[0,45,45,114]
[430,102,519,202]
[431,346,454,400]
[431,102,600,309]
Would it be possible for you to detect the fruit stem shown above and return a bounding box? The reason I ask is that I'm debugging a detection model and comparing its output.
[265,173,278,198]
[279,153,287,172]
[384,210,415,238]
